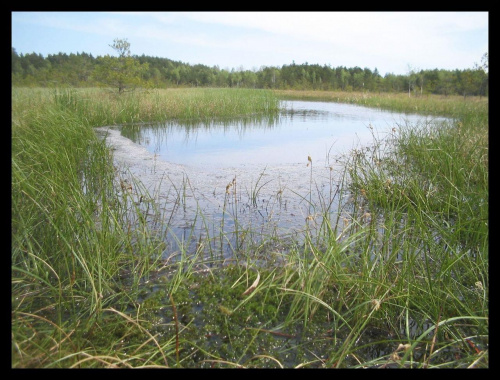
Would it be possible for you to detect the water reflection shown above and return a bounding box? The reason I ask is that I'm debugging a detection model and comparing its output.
[120,101,448,169]
[106,101,451,261]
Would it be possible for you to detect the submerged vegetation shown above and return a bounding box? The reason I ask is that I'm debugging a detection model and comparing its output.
[12,87,488,368]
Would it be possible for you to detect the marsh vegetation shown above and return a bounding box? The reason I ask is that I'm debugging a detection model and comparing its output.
[12,88,488,368]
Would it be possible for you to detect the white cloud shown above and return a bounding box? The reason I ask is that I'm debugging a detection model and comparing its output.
[172,11,487,71]
[12,11,488,74]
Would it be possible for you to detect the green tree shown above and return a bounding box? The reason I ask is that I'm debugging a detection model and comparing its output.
[437,70,454,96]
[424,69,439,94]
[169,66,181,85]
[216,68,230,87]
[416,69,425,96]
[339,68,348,91]
[353,71,364,90]
[11,48,24,83]
[241,70,257,88]
[94,38,149,93]
[475,53,488,97]
[407,65,417,97]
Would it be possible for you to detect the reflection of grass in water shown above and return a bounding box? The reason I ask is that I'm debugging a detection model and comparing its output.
[120,112,282,152]
[12,87,487,368]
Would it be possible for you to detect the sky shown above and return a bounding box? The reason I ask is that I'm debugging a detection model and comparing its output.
[11,11,488,76]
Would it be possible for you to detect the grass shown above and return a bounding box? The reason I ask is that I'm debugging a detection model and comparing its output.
[12,87,488,368]
[274,89,488,118]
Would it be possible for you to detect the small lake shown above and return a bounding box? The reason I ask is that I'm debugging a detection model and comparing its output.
[120,101,448,170]
[99,100,450,260]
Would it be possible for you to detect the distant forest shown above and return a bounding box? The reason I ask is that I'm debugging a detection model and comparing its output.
[12,48,488,97]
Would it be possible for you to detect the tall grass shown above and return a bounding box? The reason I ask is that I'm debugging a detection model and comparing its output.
[17,87,281,126]
[12,87,487,368]
[275,89,487,118]
[11,87,282,367]
[322,100,488,367]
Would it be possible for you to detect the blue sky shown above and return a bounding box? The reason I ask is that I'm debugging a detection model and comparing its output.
[11,11,488,76]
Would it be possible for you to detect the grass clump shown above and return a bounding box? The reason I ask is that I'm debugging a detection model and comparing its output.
[11,87,283,368]
[334,99,488,367]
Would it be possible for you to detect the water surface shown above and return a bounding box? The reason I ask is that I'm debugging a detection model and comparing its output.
[99,101,450,259]
[120,100,447,169]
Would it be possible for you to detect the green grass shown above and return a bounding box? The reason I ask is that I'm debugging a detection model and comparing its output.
[274,89,488,118]
[12,87,488,368]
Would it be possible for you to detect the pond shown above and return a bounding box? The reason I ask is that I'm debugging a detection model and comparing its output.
[97,101,450,261]
[119,101,443,169]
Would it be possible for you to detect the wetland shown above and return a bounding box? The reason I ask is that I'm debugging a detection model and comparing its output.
[97,100,450,261]
[12,88,488,368]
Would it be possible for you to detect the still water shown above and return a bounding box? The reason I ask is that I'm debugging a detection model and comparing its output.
[101,101,449,260]
[120,101,447,169]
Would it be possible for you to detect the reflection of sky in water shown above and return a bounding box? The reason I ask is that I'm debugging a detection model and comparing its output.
[122,100,449,168]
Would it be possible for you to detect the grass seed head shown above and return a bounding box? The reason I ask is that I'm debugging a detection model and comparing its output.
[396,343,411,352]
[475,281,484,291]
[390,352,400,361]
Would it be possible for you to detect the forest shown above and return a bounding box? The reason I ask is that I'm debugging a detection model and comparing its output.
[12,47,488,98]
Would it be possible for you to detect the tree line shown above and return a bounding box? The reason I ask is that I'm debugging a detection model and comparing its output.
[11,44,488,97]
